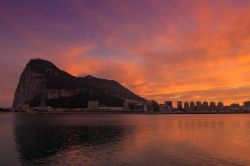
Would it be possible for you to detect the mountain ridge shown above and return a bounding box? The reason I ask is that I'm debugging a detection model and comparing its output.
[13,59,146,110]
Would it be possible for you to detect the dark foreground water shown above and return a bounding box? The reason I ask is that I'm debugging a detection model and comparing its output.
[1,113,250,166]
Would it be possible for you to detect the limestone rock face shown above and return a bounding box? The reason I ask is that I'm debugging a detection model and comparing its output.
[13,59,145,110]
[12,68,47,110]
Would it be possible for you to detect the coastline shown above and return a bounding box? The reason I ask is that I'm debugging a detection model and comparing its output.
[2,111,250,115]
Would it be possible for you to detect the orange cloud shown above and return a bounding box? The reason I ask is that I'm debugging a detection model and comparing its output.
[100,2,250,105]
[2,0,250,106]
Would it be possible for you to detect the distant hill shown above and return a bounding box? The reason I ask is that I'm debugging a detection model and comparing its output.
[13,59,146,110]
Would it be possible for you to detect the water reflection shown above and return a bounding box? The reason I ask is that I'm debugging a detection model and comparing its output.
[15,125,128,165]
[4,114,250,165]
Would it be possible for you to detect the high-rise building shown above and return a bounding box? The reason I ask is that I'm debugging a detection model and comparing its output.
[196,101,202,111]
[184,101,189,112]
[165,101,173,111]
[217,101,224,112]
[190,101,195,111]
[243,101,250,107]
[165,101,173,107]
[243,101,250,112]
[210,102,216,111]
[202,101,209,111]
[177,101,183,111]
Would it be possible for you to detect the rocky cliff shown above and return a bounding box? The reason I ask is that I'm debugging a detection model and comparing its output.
[13,59,145,110]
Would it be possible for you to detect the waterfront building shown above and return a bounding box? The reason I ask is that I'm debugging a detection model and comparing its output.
[124,99,147,112]
[87,100,99,111]
[230,103,240,107]
[159,104,165,112]
[217,102,224,112]
[165,101,173,107]
[190,101,195,112]
[165,101,173,112]
[202,101,209,111]
[99,107,124,111]
[147,100,160,112]
[177,101,183,111]
[184,101,190,112]
[242,101,250,112]
[196,101,202,111]
[243,101,250,107]
[210,102,216,112]
[229,103,240,111]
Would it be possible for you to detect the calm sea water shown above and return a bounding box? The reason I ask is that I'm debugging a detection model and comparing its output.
[0,113,250,166]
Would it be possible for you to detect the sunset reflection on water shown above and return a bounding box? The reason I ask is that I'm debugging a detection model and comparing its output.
[0,114,250,165]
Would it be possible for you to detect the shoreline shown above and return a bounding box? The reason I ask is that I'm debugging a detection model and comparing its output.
[1,111,250,115]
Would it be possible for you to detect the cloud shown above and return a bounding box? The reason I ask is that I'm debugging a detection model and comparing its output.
[1,0,250,106]
[144,86,250,106]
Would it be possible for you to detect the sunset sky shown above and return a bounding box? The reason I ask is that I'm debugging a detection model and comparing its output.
[1,0,250,107]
